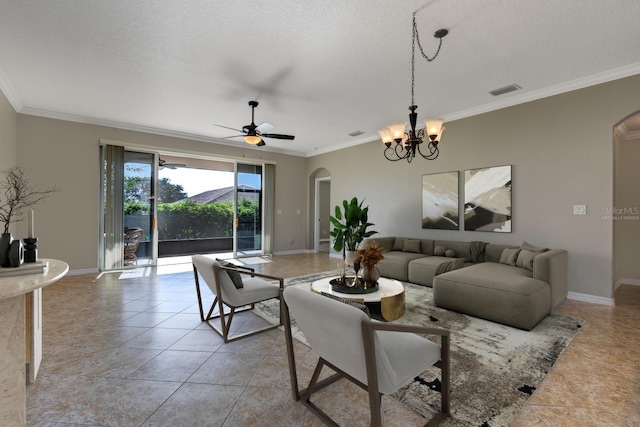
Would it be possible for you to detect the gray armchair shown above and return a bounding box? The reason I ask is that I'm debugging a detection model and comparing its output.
[192,255,284,343]
[282,286,450,426]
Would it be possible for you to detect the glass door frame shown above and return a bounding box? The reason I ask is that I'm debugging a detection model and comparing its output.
[233,162,264,258]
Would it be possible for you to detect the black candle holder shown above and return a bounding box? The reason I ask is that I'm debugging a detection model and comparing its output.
[23,237,38,263]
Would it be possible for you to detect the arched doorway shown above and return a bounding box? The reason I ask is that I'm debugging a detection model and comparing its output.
[309,168,331,253]
[613,110,640,307]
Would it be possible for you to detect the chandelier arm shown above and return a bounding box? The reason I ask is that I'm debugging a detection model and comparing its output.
[395,142,409,159]
[384,146,410,161]
[415,141,439,160]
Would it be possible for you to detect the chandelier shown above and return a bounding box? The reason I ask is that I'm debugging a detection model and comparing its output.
[378,12,448,163]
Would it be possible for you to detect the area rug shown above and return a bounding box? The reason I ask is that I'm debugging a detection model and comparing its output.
[255,272,584,426]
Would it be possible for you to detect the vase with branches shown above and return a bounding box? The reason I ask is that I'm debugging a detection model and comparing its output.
[356,240,385,288]
[0,167,57,267]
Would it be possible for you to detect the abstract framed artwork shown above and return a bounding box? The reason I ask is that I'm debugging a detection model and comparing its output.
[422,171,459,230]
[464,165,512,232]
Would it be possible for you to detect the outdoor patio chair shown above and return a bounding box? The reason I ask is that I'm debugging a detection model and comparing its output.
[123,227,144,265]
[192,255,284,343]
[282,286,451,427]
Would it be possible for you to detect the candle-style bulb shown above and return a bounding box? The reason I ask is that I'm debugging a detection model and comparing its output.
[28,209,34,238]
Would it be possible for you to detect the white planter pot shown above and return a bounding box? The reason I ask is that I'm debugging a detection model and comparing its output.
[345,250,358,266]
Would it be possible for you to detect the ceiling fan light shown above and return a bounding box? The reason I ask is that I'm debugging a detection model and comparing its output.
[387,121,407,142]
[244,135,263,145]
[424,118,445,140]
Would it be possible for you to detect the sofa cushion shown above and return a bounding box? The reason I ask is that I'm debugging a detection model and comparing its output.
[408,256,465,287]
[516,241,548,271]
[434,240,472,261]
[392,238,405,251]
[377,251,426,282]
[434,245,446,256]
[403,239,422,254]
[433,262,550,330]
[485,244,515,263]
[499,248,520,266]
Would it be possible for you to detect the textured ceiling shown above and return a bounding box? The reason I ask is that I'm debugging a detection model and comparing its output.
[1,0,640,156]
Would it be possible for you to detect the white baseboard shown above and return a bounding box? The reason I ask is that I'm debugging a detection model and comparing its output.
[568,291,614,306]
[272,249,313,256]
[615,278,640,289]
[68,268,98,276]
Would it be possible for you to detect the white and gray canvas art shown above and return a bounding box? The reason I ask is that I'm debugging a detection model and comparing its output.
[421,171,459,230]
[464,165,512,232]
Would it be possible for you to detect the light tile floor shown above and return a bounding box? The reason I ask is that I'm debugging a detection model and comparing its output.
[26,254,640,426]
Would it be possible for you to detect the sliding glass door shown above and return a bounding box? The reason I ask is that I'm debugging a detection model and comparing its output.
[235,163,263,257]
[100,148,273,268]
[100,146,156,270]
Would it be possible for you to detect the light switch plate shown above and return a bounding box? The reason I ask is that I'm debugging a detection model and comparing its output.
[573,205,587,215]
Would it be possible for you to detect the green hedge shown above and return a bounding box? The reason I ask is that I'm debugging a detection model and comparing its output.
[124,200,259,240]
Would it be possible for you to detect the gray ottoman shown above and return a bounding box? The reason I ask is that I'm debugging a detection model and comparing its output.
[433,262,551,330]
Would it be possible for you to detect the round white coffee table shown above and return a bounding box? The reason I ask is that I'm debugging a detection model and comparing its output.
[310,276,405,321]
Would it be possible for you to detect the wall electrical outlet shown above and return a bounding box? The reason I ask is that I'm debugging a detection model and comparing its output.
[573,205,587,215]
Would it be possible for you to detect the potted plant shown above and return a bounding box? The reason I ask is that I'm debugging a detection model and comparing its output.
[329,197,377,265]
[0,167,57,267]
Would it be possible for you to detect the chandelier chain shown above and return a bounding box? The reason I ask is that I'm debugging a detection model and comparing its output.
[410,13,444,105]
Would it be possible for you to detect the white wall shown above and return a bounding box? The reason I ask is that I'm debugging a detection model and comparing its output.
[308,74,640,300]
[15,114,309,270]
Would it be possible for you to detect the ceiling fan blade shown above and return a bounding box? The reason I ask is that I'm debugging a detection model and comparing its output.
[221,135,245,139]
[261,133,295,140]
[213,124,245,133]
[159,159,186,169]
[256,122,274,133]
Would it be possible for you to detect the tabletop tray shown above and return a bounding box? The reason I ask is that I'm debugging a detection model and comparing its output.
[329,277,379,294]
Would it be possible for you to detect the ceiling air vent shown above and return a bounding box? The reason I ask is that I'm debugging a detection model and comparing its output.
[489,84,521,96]
[348,130,365,137]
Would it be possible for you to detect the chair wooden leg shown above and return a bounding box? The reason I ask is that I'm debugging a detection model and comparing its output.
[441,335,451,415]
[193,266,206,321]
[282,295,300,401]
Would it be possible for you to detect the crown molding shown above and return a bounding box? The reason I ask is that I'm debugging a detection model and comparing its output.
[17,107,306,157]
[445,62,640,123]
[12,61,640,159]
[0,65,22,111]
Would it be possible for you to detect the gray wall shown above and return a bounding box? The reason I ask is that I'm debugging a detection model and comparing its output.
[307,74,640,300]
[0,90,18,229]
[13,114,309,271]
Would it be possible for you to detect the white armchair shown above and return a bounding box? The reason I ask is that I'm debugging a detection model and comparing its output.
[192,255,283,343]
[282,286,450,426]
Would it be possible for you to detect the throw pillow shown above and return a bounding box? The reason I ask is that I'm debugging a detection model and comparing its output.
[321,292,371,318]
[444,249,456,258]
[403,239,421,254]
[216,259,244,289]
[434,245,446,256]
[521,241,548,253]
[392,238,404,251]
[499,248,520,266]
[516,241,548,271]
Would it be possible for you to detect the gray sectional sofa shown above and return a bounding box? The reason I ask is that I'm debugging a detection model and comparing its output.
[369,237,568,330]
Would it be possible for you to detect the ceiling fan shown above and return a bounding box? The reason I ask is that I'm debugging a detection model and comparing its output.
[159,159,186,169]
[215,100,295,147]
